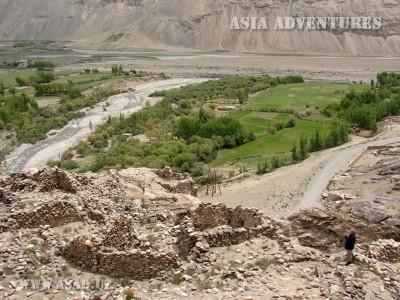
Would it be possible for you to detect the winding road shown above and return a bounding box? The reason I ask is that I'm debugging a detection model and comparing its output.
[296,135,400,211]
[3,78,207,175]
[4,77,400,215]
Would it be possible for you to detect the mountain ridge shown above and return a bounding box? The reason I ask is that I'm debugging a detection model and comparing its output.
[0,0,399,55]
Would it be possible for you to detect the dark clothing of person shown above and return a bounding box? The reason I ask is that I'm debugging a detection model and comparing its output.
[344,233,356,250]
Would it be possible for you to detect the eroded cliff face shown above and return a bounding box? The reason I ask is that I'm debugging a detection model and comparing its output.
[0,0,399,55]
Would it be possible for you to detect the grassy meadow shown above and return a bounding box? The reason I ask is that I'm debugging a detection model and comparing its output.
[210,82,368,167]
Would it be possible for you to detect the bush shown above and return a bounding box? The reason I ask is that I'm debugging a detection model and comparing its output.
[255,258,273,270]
[61,160,79,170]
[122,288,136,300]
[173,153,196,169]
[172,273,184,285]
[46,160,61,168]
[27,60,54,69]
[248,131,256,141]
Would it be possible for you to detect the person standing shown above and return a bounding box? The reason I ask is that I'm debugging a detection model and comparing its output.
[344,230,356,265]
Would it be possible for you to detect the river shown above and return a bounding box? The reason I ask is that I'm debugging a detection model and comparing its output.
[3,78,208,174]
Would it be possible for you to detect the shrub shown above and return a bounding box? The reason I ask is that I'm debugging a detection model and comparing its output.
[172,273,184,285]
[123,289,136,300]
[255,258,273,270]
[27,60,54,69]
[47,160,61,167]
[15,76,30,86]
[61,160,79,170]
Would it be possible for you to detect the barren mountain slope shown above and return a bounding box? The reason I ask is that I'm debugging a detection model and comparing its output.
[0,0,399,55]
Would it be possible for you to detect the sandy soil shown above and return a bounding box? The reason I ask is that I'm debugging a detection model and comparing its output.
[79,53,400,83]
[200,119,400,218]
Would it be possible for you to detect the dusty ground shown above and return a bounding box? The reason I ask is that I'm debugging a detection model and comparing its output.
[79,54,400,83]
[200,117,400,218]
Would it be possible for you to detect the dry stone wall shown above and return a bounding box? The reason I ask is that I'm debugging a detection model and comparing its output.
[0,201,84,233]
[5,168,86,193]
[357,239,400,263]
[175,203,275,261]
[154,167,198,196]
[0,187,20,204]
[100,216,137,251]
[62,236,179,280]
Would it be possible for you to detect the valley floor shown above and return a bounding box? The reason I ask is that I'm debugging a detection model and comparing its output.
[200,117,400,218]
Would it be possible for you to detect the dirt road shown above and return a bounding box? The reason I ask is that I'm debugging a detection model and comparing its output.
[296,135,400,211]
[201,129,400,218]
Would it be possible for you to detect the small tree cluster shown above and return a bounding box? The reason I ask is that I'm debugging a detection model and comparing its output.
[111,65,124,76]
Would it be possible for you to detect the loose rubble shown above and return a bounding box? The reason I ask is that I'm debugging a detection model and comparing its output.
[0,167,399,299]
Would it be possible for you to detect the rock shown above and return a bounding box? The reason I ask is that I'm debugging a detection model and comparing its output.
[329,284,341,295]
[341,201,391,223]
[9,280,18,289]
[327,192,344,202]
[286,208,400,246]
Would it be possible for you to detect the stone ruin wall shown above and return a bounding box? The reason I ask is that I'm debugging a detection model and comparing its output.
[0,201,84,233]
[154,167,198,196]
[62,236,179,280]
[357,239,400,263]
[176,203,276,261]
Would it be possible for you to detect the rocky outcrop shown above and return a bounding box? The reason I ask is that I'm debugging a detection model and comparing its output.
[286,207,400,248]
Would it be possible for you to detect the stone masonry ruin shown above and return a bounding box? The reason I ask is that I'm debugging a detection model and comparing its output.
[62,236,180,280]
[175,203,276,262]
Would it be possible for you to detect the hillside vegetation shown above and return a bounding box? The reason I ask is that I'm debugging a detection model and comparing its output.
[0,65,165,161]
[47,73,400,182]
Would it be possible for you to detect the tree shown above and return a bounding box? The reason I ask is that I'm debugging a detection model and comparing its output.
[9,86,17,95]
[0,82,5,97]
[111,65,123,76]
[310,129,322,152]
[299,135,308,160]
[237,89,248,105]
[291,142,299,162]
[111,65,118,76]
[76,141,89,157]
[198,107,211,123]
[248,131,256,141]
[370,79,375,89]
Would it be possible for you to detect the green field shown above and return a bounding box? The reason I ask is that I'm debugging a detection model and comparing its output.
[210,82,369,167]
[229,111,292,135]
[211,119,331,167]
[0,69,126,100]
[248,82,367,114]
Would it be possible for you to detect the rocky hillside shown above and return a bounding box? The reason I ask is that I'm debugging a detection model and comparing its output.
[0,0,399,55]
[0,166,399,299]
